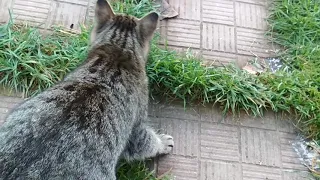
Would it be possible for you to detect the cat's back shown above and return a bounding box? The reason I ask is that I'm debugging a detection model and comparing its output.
[0,63,144,179]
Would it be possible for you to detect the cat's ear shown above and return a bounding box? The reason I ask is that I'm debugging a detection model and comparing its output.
[95,0,115,25]
[138,12,159,40]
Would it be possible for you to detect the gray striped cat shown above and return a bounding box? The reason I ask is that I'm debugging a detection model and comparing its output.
[0,0,174,179]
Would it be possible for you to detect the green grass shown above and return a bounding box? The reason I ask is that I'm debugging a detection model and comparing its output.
[0,22,89,96]
[266,0,320,138]
[1,0,320,177]
[148,41,274,116]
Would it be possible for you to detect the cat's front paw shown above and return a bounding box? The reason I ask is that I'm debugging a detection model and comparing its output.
[158,134,174,154]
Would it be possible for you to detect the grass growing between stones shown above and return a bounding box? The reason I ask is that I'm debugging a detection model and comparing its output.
[0,0,320,177]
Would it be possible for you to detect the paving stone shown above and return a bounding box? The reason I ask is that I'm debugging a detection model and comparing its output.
[199,104,217,122]
[0,0,12,24]
[168,0,201,20]
[164,18,201,49]
[242,164,282,180]
[236,0,269,6]
[200,123,240,162]
[238,111,277,130]
[161,118,199,157]
[202,23,236,53]
[0,107,9,114]
[12,0,51,27]
[235,1,268,30]
[283,170,314,180]
[157,155,198,180]
[236,27,274,57]
[201,108,241,125]
[46,1,88,30]
[280,132,307,171]
[0,101,19,109]
[0,95,24,103]
[202,50,237,65]
[202,0,235,25]
[275,113,297,133]
[145,116,162,130]
[157,101,200,121]
[148,101,161,117]
[200,160,241,180]
[240,128,281,167]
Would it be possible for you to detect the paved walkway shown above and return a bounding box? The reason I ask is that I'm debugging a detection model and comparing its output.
[0,96,312,179]
[0,0,277,66]
[0,0,312,179]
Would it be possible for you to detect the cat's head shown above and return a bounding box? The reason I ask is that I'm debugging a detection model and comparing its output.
[91,0,159,59]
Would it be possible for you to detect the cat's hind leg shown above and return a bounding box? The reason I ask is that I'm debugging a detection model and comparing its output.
[121,124,174,161]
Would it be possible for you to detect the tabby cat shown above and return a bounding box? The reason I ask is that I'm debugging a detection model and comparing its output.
[0,0,174,179]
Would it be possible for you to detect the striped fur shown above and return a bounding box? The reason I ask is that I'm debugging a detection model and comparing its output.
[0,0,173,179]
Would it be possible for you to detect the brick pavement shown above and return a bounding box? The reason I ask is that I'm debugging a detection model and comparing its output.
[0,96,312,179]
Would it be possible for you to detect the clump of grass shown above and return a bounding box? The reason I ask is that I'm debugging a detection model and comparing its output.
[267,0,320,138]
[268,0,320,176]
[112,0,159,18]
[0,21,89,96]
[148,39,274,116]
[117,160,171,180]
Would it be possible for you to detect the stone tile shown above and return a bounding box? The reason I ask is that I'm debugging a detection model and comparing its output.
[275,113,297,133]
[162,46,202,58]
[0,96,24,103]
[200,123,240,162]
[12,0,51,27]
[200,160,241,180]
[164,19,201,48]
[236,0,269,6]
[148,101,161,117]
[199,104,218,122]
[237,27,274,57]
[240,128,281,167]
[0,0,12,23]
[202,0,235,25]
[145,116,162,130]
[202,50,237,65]
[242,164,282,180]
[46,1,87,30]
[0,101,20,109]
[157,101,200,121]
[57,0,89,6]
[202,23,236,53]
[161,118,199,157]
[235,2,267,30]
[86,0,96,23]
[0,107,9,114]
[239,111,277,130]
[280,132,307,171]
[158,20,168,45]
[283,170,313,180]
[168,0,201,20]
[157,155,198,180]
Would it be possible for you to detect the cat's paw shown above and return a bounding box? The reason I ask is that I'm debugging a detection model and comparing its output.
[158,134,174,154]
